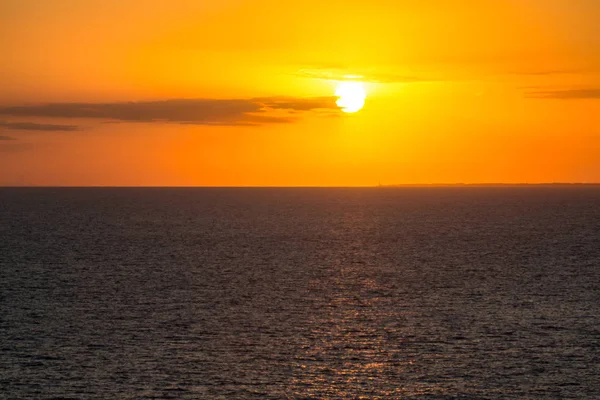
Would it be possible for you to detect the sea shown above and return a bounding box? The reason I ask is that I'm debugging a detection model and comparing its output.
[1,187,599,399]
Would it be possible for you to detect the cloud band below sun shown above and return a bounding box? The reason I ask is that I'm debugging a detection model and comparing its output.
[0,121,81,132]
[0,97,341,129]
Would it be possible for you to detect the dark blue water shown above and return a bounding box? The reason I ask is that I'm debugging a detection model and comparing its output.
[1,188,599,399]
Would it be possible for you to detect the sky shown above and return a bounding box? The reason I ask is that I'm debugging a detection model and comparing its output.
[1,0,599,186]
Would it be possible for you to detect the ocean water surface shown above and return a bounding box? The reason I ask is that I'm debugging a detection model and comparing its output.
[1,187,599,399]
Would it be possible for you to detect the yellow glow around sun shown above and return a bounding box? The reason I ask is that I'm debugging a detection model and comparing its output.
[335,81,366,113]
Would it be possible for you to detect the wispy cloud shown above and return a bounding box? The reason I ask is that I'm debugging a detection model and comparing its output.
[526,88,600,99]
[510,69,582,77]
[0,135,17,140]
[260,96,339,111]
[0,97,340,127]
[0,121,80,131]
[295,68,437,84]
[296,65,588,85]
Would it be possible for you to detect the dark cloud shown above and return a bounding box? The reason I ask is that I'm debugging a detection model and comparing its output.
[0,135,17,140]
[0,97,340,127]
[0,121,80,131]
[526,88,600,99]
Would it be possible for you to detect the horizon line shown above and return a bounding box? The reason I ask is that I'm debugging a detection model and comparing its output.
[2,183,600,189]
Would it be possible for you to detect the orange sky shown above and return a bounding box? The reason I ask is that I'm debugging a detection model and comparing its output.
[1,0,599,186]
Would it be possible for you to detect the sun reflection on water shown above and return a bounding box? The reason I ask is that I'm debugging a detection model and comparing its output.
[286,209,447,398]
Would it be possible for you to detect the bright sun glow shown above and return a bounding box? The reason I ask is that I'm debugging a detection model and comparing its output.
[335,81,366,113]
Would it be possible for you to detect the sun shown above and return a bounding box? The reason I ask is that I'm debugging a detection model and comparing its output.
[335,81,366,113]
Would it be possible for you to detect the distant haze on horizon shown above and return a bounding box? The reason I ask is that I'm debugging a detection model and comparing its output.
[1,0,600,186]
